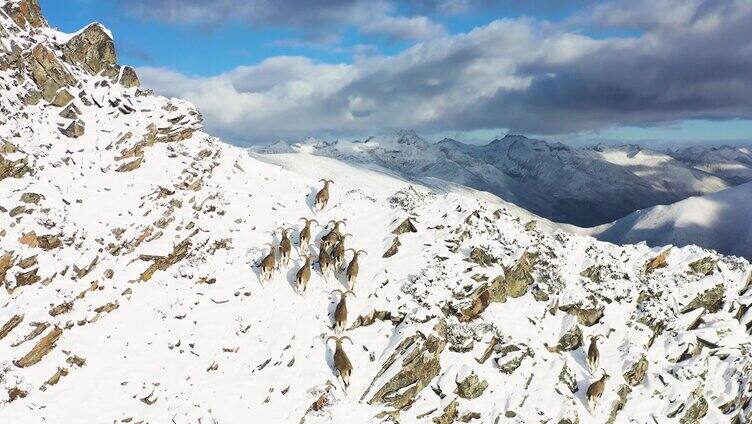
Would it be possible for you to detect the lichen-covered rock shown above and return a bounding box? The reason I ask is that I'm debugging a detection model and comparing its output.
[558,362,578,393]
[58,102,81,119]
[624,355,648,386]
[606,385,632,424]
[559,304,604,327]
[62,23,116,75]
[681,284,725,313]
[37,234,61,250]
[467,247,495,267]
[0,156,31,181]
[488,251,536,302]
[580,264,603,282]
[495,344,531,374]
[680,395,708,424]
[455,372,488,399]
[20,192,42,204]
[366,330,446,409]
[688,257,716,276]
[555,324,583,352]
[432,398,459,424]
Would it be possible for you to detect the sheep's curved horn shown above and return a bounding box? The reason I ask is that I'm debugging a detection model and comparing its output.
[357,250,368,256]
[331,289,343,297]
[326,336,339,344]
[340,336,352,344]
[344,290,356,298]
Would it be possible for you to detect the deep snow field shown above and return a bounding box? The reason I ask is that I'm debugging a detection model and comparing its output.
[1,1,752,423]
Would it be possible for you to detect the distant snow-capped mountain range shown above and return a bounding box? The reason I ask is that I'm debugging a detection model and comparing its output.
[254,131,752,227]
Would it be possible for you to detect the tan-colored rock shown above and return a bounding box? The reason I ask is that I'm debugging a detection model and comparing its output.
[115,157,143,172]
[644,249,671,274]
[15,268,40,287]
[0,314,24,340]
[0,251,15,285]
[140,229,197,281]
[50,88,73,107]
[30,44,75,100]
[455,372,488,399]
[60,120,85,138]
[2,0,47,29]
[0,156,32,181]
[20,192,42,204]
[383,237,401,258]
[392,218,417,235]
[119,66,140,88]
[62,23,116,75]
[37,234,61,250]
[14,326,63,368]
[366,330,446,409]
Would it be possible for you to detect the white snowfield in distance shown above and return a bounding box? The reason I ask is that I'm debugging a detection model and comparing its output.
[1,1,751,423]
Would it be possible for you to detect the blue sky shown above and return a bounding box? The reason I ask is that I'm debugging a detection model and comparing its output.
[40,0,752,146]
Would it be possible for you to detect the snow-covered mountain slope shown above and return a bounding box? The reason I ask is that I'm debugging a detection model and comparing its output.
[258,133,740,227]
[670,145,752,185]
[585,144,729,198]
[2,2,752,423]
[591,182,752,260]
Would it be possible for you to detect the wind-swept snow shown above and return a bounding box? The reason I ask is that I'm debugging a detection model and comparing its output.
[1,2,751,423]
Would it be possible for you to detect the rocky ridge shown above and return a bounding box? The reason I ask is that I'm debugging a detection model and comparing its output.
[0,2,751,423]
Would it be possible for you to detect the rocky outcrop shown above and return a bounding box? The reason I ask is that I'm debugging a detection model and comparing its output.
[0,155,31,181]
[60,120,85,138]
[455,372,488,399]
[2,0,46,29]
[119,66,139,88]
[365,327,446,409]
[29,44,75,102]
[681,284,725,313]
[62,23,116,75]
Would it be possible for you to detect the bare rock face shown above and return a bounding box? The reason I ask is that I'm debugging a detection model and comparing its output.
[0,155,31,181]
[118,66,140,88]
[455,372,488,399]
[60,120,85,138]
[2,0,47,29]
[30,44,76,101]
[62,23,116,75]
[50,88,73,107]
[365,325,447,410]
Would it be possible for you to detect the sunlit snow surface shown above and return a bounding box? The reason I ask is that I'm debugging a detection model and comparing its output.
[1,3,751,423]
